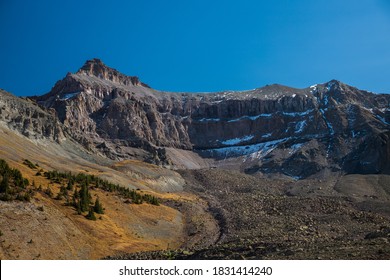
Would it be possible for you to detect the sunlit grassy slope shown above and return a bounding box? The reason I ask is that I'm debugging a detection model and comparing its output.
[0,126,194,259]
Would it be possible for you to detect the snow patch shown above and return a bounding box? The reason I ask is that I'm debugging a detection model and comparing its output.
[326,81,336,92]
[248,139,287,160]
[221,135,254,145]
[249,114,272,120]
[288,143,304,155]
[60,92,80,100]
[323,95,329,106]
[262,133,272,138]
[375,114,389,125]
[295,120,307,134]
[309,85,317,93]
[362,107,374,113]
[320,109,335,135]
[291,143,304,150]
[197,117,221,122]
[204,138,287,159]
[362,107,389,125]
[195,109,313,123]
[227,113,272,123]
[282,109,314,117]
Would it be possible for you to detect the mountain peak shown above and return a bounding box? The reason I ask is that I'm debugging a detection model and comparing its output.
[77,58,119,77]
[80,58,105,68]
[325,79,342,86]
[76,58,150,88]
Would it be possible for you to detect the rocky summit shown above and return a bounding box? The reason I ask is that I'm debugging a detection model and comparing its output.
[32,58,390,179]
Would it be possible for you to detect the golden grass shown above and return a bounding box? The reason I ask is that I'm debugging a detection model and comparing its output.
[0,126,197,259]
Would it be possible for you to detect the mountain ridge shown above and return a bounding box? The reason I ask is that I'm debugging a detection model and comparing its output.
[2,59,390,260]
[2,58,390,179]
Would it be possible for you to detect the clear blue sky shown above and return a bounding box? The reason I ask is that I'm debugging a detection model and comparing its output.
[1,0,390,96]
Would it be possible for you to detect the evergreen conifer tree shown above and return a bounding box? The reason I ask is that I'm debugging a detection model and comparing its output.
[66,181,73,191]
[76,200,82,215]
[79,183,91,212]
[0,174,9,194]
[93,197,104,214]
[86,207,96,221]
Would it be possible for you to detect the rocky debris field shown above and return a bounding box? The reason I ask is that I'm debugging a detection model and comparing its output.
[106,169,390,260]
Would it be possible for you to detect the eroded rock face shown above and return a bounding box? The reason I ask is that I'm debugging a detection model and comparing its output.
[78,58,150,88]
[31,59,390,178]
[0,89,65,142]
[32,59,194,162]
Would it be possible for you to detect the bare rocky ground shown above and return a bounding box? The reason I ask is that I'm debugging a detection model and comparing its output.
[2,123,389,260]
[107,169,390,260]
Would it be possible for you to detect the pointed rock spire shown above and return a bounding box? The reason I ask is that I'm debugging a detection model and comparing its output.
[77,58,150,88]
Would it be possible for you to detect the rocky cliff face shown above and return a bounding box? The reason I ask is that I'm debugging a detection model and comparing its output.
[190,81,390,178]
[31,59,390,178]
[34,59,193,160]
[0,89,65,142]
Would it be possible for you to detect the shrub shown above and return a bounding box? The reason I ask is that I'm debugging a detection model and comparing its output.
[0,193,12,201]
[44,187,53,198]
[23,159,37,169]
[24,192,31,202]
